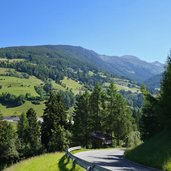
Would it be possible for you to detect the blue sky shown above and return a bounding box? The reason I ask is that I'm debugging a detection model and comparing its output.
[0,0,171,63]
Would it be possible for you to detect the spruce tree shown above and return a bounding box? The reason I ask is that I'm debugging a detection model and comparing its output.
[140,93,160,140]
[17,113,29,157]
[41,92,70,151]
[26,108,42,155]
[0,119,18,166]
[160,54,171,127]
[73,91,90,147]
[89,84,104,132]
[105,83,134,146]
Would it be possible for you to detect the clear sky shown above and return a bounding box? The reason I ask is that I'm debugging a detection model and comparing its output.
[0,0,171,63]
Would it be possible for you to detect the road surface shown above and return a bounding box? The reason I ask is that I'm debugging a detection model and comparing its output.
[75,149,161,171]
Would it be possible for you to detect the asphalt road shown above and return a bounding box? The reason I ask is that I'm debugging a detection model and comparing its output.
[75,149,162,171]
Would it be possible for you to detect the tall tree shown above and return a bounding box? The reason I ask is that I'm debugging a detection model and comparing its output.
[17,113,29,157]
[17,109,42,156]
[41,92,70,151]
[105,83,134,146]
[0,118,18,166]
[160,54,171,127]
[89,84,104,132]
[26,108,42,155]
[72,91,90,147]
[140,93,160,140]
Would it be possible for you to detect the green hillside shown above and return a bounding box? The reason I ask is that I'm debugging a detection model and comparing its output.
[0,67,84,116]
[125,130,171,170]
[0,46,143,117]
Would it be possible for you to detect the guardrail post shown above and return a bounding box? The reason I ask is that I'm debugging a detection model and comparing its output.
[86,166,92,171]
[73,159,76,168]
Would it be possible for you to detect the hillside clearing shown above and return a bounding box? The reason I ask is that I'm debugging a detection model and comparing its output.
[0,75,43,96]
[0,101,45,116]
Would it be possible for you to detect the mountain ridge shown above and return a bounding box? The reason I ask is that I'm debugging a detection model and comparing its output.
[0,44,164,86]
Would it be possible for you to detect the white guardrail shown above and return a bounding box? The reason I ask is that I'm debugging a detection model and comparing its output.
[66,146,110,171]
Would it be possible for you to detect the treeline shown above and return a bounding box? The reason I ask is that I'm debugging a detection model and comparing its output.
[72,83,140,148]
[0,46,109,88]
[0,92,71,170]
[140,54,171,141]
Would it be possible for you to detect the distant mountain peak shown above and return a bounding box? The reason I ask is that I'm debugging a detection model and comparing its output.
[151,61,164,67]
[120,55,140,61]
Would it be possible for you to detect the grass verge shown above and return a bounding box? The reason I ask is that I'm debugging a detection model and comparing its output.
[4,152,84,171]
[125,130,171,170]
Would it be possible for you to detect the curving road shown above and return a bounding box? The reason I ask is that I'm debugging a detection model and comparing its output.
[75,149,162,171]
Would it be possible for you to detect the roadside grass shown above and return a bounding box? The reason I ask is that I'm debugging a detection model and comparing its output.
[0,75,43,96]
[4,150,86,171]
[125,130,171,170]
[0,101,45,116]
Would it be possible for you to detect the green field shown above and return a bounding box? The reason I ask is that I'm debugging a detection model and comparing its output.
[0,58,25,63]
[0,101,45,116]
[4,152,84,171]
[125,130,171,170]
[0,75,43,96]
[103,82,140,93]
[0,68,83,117]
[61,77,83,94]
[0,68,16,75]
[0,68,45,116]
[51,80,66,91]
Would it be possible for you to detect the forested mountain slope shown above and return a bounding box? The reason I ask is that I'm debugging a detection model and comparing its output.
[0,45,164,86]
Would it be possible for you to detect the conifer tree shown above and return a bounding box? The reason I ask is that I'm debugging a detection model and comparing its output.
[160,54,171,127]
[0,118,18,166]
[105,83,134,146]
[41,92,70,151]
[17,113,29,157]
[73,91,90,147]
[26,108,42,155]
[89,84,104,132]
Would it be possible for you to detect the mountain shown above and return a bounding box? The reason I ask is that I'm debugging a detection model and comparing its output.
[144,73,163,89]
[100,55,164,82]
[0,45,164,86]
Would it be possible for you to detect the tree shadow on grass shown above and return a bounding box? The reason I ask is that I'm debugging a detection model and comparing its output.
[58,155,76,171]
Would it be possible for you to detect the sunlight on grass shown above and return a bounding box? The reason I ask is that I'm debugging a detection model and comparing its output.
[4,152,84,171]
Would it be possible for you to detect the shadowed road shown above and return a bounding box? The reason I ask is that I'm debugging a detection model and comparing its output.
[75,149,162,171]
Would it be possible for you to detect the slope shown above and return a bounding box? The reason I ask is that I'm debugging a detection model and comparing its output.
[125,130,171,170]
[0,45,164,85]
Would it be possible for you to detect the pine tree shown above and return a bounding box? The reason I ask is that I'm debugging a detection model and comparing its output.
[0,119,18,166]
[17,113,29,157]
[160,54,171,127]
[17,109,42,157]
[105,83,134,146]
[140,93,160,140]
[41,92,70,151]
[26,108,42,155]
[89,84,104,132]
[73,91,90,147]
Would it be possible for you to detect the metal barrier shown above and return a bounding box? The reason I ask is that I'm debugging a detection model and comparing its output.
[66,146,110,171]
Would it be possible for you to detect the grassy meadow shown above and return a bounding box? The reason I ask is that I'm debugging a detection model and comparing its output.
[0,101,45,116]
[125,130,171,171]
[0,75,43,96]
[61,77,83,94]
